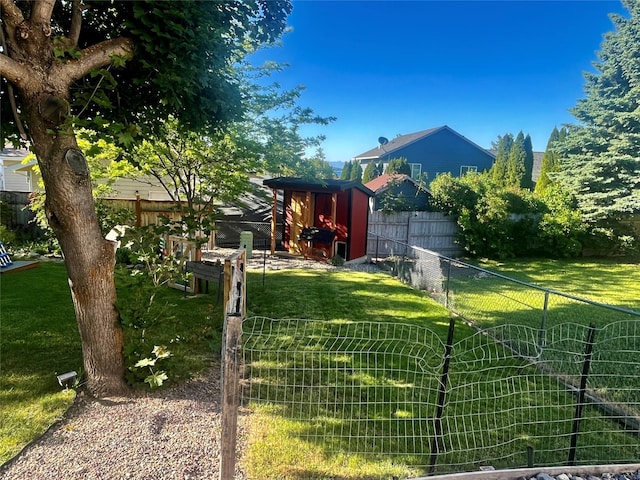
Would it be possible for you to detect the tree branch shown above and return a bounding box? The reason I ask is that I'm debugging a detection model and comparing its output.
[1,0,25,46]
[68,0,83,48]
[0,53,31,85]
[56,37,134,85]
[29,0,56,27]
[0,0,24,28]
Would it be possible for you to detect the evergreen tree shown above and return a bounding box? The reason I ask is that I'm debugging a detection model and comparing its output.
[340,161,353,180]
[490,134,514,186]
[506,132,526,188]
[385,157,412,176]
[376,161,385,177]
[523,134,535,189]
[350,161,363,182]
[363,161,379,183]
[535,127,563,193]
[555,0,640,234]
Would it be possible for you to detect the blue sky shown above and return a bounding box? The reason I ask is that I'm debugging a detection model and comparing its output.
[249,0,628,164]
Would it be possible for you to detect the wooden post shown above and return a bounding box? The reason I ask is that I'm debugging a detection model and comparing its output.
[135,193,142,227]
[220,248,246,480]
[270,189,277,254]
[219,314,243,480]
[305,191,312,226]
[330,193,338,259]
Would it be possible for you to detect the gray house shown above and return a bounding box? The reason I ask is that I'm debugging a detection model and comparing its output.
[353,125,495,180]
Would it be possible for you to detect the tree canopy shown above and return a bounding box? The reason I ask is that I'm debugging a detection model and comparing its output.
[490,134,513,186]
[1,0,293,147]
[491,132,534,189]
[0,0,293,397]
[554,0,640,244]
[385,157,411,176]
[535,127,565,193]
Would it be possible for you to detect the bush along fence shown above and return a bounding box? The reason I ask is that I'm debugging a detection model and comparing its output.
[220,239,640,478]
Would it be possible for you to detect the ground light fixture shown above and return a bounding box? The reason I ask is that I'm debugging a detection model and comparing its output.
[56,371,77,388]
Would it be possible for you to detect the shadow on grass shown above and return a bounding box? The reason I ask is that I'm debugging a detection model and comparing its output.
[242,315,640,474]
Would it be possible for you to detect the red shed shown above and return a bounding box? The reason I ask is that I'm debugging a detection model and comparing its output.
[263,177,373,262]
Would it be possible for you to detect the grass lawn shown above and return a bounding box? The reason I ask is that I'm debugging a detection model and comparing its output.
[0,263,77,465]
[472,257,640,310]
[0,261,222,465]
[241,267,640,479]
[2,258,640,477]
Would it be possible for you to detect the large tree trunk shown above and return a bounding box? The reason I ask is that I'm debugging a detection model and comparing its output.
[26,91,129,397]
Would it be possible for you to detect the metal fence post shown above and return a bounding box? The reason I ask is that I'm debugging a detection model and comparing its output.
[568,323,597,466]
[538,291,549,349]
[429,316,456,474]
[444,259,452,309]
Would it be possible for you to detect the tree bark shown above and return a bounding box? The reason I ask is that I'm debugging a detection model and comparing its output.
[1,0,134,397]
[25,90,129,397]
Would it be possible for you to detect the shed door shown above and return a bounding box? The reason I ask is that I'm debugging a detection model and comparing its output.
[289,191,314,254]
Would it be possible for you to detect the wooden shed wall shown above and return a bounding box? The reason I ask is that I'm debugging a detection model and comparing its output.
[348,188,370,260]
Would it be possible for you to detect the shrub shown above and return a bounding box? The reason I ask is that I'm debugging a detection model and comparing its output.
[430,173,587,259]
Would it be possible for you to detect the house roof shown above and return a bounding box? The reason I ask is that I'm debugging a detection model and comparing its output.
[263,177,374,196]
[364,173,431,195]
[353,125,495,161]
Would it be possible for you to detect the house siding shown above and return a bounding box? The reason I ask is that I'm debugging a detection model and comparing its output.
[355,127,495,179]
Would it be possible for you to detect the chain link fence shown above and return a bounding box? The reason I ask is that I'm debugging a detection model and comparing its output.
[212,220,281,250]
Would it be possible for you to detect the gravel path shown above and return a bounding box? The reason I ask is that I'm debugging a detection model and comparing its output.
[0,364,241,480]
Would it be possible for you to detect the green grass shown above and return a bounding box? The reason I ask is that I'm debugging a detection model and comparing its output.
[473,257,640,310]
[3,259,640,477]
[0,261,222,465]
[440,257,640,402]
[241,268,640,479]
[0,263,77,465]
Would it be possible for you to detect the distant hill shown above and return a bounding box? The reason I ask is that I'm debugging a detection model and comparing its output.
[329,161,344,177]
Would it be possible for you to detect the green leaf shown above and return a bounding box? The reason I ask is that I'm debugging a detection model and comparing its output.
[144,371,168,388]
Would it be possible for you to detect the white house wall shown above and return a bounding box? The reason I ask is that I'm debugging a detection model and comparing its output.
[98,176,173,201]
[0,148,33,192]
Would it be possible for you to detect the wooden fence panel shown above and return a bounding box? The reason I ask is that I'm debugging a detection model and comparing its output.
[0,191,35,229]
[368,211,462,257]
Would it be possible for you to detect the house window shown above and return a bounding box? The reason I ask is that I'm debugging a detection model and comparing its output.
[460,165,478,176]
[410,163,421,179]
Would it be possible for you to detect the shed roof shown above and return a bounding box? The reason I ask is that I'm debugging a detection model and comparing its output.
[364,173,431,195]
[263,177,374,196]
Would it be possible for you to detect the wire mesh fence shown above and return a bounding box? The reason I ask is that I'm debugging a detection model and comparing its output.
[213,221,280,249]
[232,236,640,477]
[241,316,640,476]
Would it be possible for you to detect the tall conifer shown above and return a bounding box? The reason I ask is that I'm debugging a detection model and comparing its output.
[523,134,535,189]
[491,134,514,186]
[506,132,526,188]
[555,0,640,228]
[340,161,353,180]
[535,127,562,192]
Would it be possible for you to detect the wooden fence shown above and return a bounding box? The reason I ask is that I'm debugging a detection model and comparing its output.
[0,191,38,234]
[367,211,462,257]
